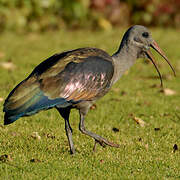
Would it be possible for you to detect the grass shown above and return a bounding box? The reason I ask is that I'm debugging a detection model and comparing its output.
[0,27,180,179]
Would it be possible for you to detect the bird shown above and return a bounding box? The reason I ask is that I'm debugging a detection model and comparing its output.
[3,25,175,154]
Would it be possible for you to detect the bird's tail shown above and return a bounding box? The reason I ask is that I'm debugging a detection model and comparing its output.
[3,77,68,125]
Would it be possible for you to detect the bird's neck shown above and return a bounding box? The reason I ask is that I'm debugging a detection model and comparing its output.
[111,45,138,84]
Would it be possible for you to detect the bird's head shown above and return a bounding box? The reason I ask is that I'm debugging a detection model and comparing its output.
[120,25,176,87]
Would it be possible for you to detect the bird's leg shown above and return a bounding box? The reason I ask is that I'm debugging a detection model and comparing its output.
[79,109,120,150]
[65,119,75,154]
[56,107,75,154]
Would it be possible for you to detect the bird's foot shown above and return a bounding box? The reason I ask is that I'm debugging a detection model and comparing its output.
[70,148,76,155]
[93,140,105,152]
[93,138,119,152]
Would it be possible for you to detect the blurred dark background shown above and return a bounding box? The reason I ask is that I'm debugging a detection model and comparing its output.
[0,0,179,33]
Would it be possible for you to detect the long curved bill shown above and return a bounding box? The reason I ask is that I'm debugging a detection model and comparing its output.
[145,40,176,87]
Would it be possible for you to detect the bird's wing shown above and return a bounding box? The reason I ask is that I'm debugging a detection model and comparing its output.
[39,54,114,102]
[3,48,114,123]
[37,48,114,101]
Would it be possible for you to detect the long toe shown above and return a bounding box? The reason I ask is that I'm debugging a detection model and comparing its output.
[95,137,120,148]
[104,139,120,148]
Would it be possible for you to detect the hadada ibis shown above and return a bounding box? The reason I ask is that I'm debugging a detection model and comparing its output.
[3,25,175,154]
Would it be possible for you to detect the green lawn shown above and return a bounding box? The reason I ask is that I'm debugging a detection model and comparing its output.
[0,27,179,179]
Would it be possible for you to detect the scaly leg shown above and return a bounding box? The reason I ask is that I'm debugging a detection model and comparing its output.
[79,109,119,151]
[56,107,75,154]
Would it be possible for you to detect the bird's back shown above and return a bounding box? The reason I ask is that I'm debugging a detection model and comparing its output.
[3,48,114,125]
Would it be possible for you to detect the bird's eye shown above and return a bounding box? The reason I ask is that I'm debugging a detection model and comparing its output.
[142,32,149,38]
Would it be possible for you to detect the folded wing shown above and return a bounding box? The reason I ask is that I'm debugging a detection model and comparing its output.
[3,48,114,124]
